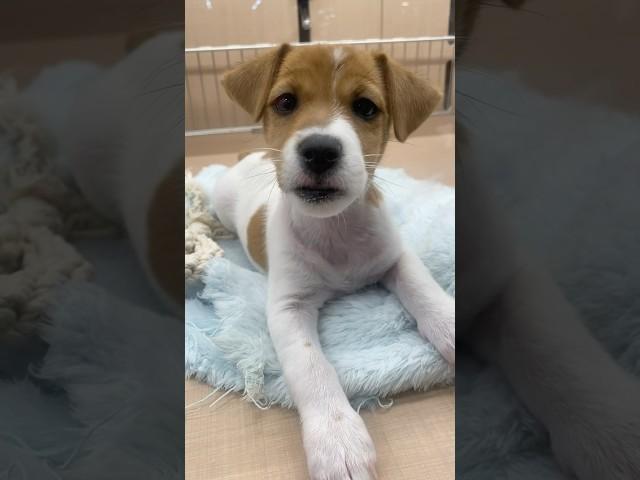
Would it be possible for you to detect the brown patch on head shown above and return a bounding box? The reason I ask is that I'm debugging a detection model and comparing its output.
[147,163,183,305]
[332,47,390,172]
[224,44,440,182]
[247,204,268,271]
[261,46,390,160]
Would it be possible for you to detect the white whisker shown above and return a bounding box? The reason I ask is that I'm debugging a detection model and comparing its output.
[373,174,406,190]
[251,147,283,153]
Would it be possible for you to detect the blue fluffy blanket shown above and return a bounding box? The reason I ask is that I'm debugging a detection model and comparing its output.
[185,165,455,409]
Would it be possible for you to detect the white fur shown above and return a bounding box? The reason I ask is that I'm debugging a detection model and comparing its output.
[214,113,454,478]
[280,115,368,218]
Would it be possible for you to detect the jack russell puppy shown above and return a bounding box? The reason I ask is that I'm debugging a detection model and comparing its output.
[214,44,454,480]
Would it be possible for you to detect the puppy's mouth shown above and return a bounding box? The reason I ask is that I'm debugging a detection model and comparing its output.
[293,186,343,203]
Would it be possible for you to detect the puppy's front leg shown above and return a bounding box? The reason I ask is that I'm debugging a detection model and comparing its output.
[383,249,455,364]
[268,284,377,480]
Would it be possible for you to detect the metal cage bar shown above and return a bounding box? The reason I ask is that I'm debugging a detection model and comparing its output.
[185,36,454,137]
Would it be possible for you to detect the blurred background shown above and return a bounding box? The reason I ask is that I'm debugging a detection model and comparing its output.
[185,0,454,184]
[0,0,180,86]
[185,2,454,480]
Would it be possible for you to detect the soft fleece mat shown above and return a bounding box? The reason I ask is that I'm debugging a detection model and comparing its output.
[185,165,455,408]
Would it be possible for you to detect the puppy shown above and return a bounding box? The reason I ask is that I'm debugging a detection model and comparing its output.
[214,44,454,479]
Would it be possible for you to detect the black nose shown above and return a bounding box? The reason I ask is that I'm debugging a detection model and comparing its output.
[298,134,342,175]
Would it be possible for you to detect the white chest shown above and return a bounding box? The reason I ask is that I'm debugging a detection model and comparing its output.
[269,197,403,293]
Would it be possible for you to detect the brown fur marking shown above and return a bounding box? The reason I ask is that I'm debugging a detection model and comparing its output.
[247,204,268,271]
[374,53,442,142]
[366,184,383,207]
[147,163,183,304]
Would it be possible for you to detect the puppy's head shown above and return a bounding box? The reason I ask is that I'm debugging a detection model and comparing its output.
[223,44,441,217]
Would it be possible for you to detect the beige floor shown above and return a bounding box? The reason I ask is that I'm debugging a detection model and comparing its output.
[185,115,454,480]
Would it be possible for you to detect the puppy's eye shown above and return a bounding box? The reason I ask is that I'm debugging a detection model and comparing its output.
[273,93,297,115]
[352,97,379,120]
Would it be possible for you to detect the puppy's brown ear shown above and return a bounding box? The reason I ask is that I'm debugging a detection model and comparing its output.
[222,44,291,121]
[375,53,442,142]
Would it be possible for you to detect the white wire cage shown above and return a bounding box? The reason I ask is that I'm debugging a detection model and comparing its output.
[185,36,454,136]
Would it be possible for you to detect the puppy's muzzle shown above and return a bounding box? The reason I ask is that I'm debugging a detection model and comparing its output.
[298,134,343,176]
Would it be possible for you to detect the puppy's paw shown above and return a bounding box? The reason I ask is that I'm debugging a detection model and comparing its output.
[417,298,455,365]
[303,408,377,480]
[549,377,640,480]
